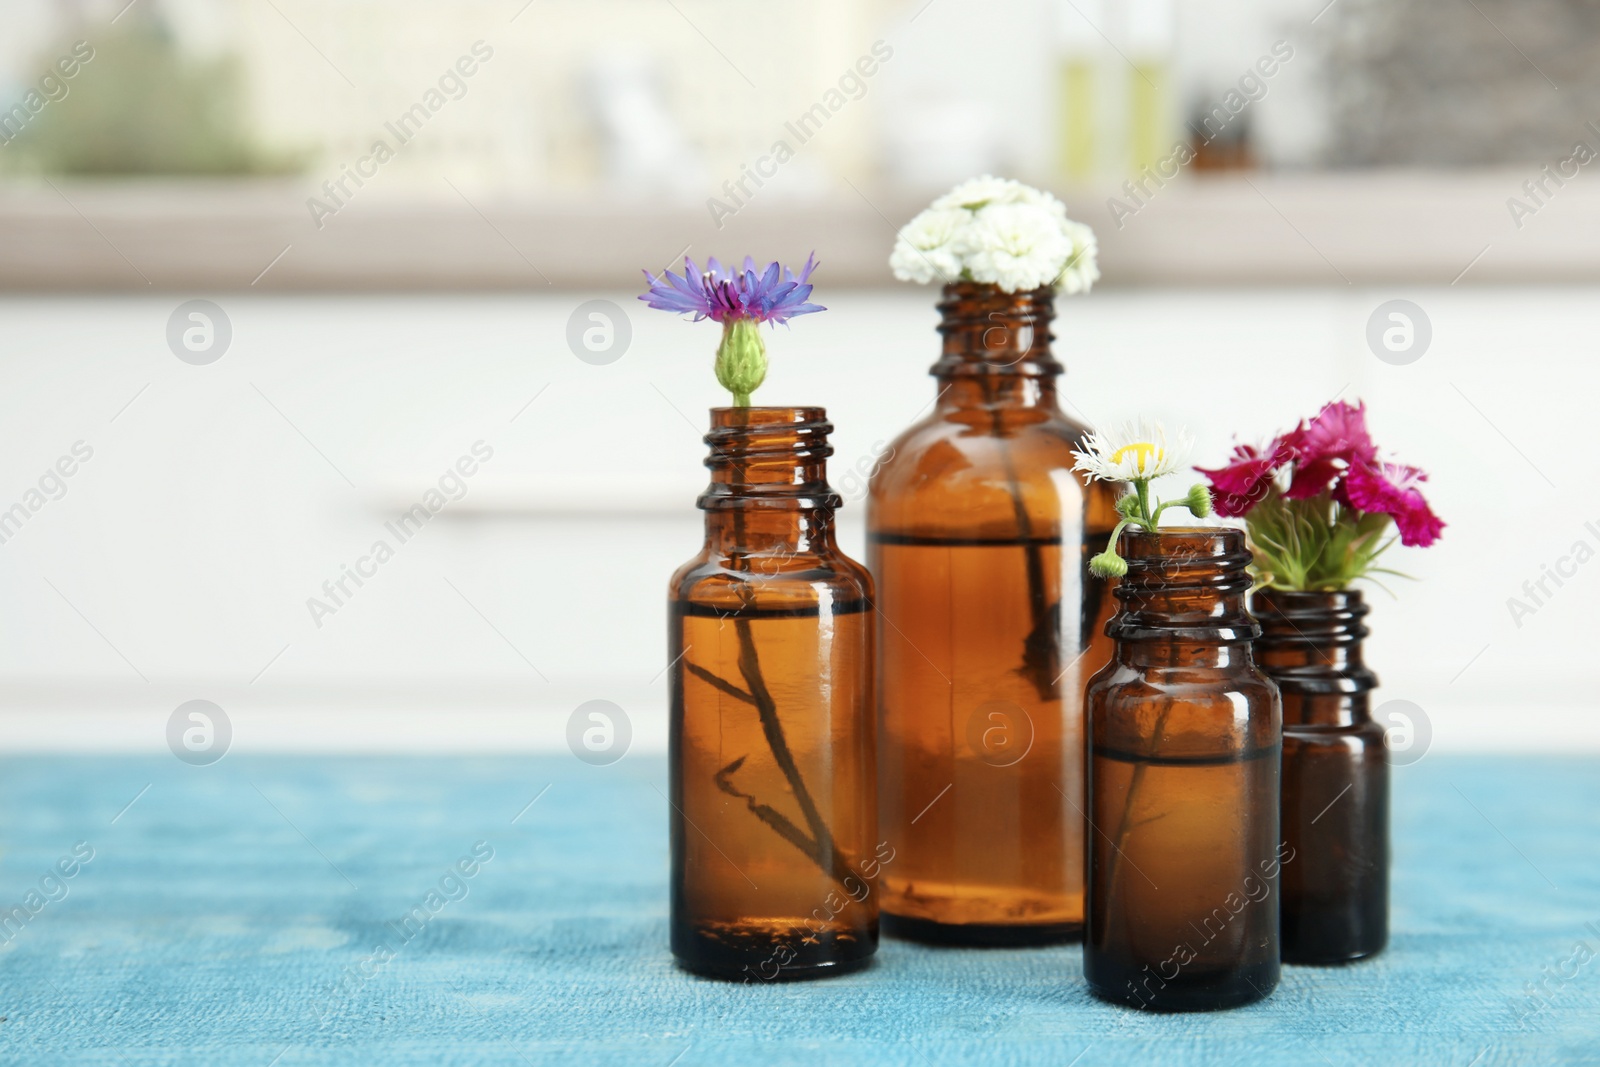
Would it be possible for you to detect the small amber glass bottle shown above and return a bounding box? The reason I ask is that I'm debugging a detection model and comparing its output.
[868,282,1119,945]
[1084,527,1283,1011]
[669,407,879,982]
[1253,588,1388,964]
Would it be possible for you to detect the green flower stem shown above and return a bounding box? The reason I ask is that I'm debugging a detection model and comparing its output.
[1246,491,1400,591]
[1089,479,1212,579]
[1148,499,1186,527]
[683,444,849,888]
[979,375,1060,702]
[1105,517,1139,546]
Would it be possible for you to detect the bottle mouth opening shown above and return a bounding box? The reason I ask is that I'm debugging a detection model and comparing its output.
[938,280,1055,303]
[707,405,827,426]
[1124,525,1226,537]
[1253,587,1367,606]
[1119,526,1246,562]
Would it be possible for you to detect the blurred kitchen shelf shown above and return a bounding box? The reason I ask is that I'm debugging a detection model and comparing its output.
[0,170,1590,290]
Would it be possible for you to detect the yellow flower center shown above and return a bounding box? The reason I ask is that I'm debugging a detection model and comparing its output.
[1110,441,1160,475]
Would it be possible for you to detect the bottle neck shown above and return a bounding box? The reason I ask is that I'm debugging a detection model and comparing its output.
[699,406,841,558]
[1253,588,1377,725]
[932,282,1062,414]
[1109,527,1258,669]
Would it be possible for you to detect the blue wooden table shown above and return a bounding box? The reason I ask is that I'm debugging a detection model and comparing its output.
[0,754,1595,1066]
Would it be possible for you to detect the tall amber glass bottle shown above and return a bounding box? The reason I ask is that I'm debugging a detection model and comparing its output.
[1084,528,1283,1011]
[669,407,879,982]
[1253,588,1388,964]
[868,282,1118,945]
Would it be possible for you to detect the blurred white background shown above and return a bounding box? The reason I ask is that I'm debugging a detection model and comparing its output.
[0,285,1592,753]
[0,0,1595,753]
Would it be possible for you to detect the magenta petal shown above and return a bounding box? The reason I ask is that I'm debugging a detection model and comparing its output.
[1343,461,1444,547]
[1299,401,1377,465]
[1284,457,1341,499]
[1195,439,1292,517]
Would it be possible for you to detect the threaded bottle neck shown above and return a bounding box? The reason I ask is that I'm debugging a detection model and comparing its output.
[700,406,839,511]
[1110,527,1259,646]
[698,406,840,556]
[1253,588,1378,697]
[932,283,1063,399]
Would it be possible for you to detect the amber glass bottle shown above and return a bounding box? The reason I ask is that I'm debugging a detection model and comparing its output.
[868,282,1118,945]
[1084,528,1283,1011]
[1253,588,1387,964]
[669,407,879,982]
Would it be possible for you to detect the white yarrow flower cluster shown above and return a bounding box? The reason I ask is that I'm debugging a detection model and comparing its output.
[890,176,1100,295]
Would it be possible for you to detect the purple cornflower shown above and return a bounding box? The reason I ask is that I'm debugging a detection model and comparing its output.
[640,254,825,326]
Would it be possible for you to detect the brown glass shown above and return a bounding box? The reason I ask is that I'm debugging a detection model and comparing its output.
[1084,528,1282,1011]
[1253,588,1388,965]
[867,282,1118,946]
[668,407,878,982]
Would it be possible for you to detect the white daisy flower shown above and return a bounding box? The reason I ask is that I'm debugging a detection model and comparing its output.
[1072,419,1194,484]
[889,206,968,284]
[1074,417,1213,578]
